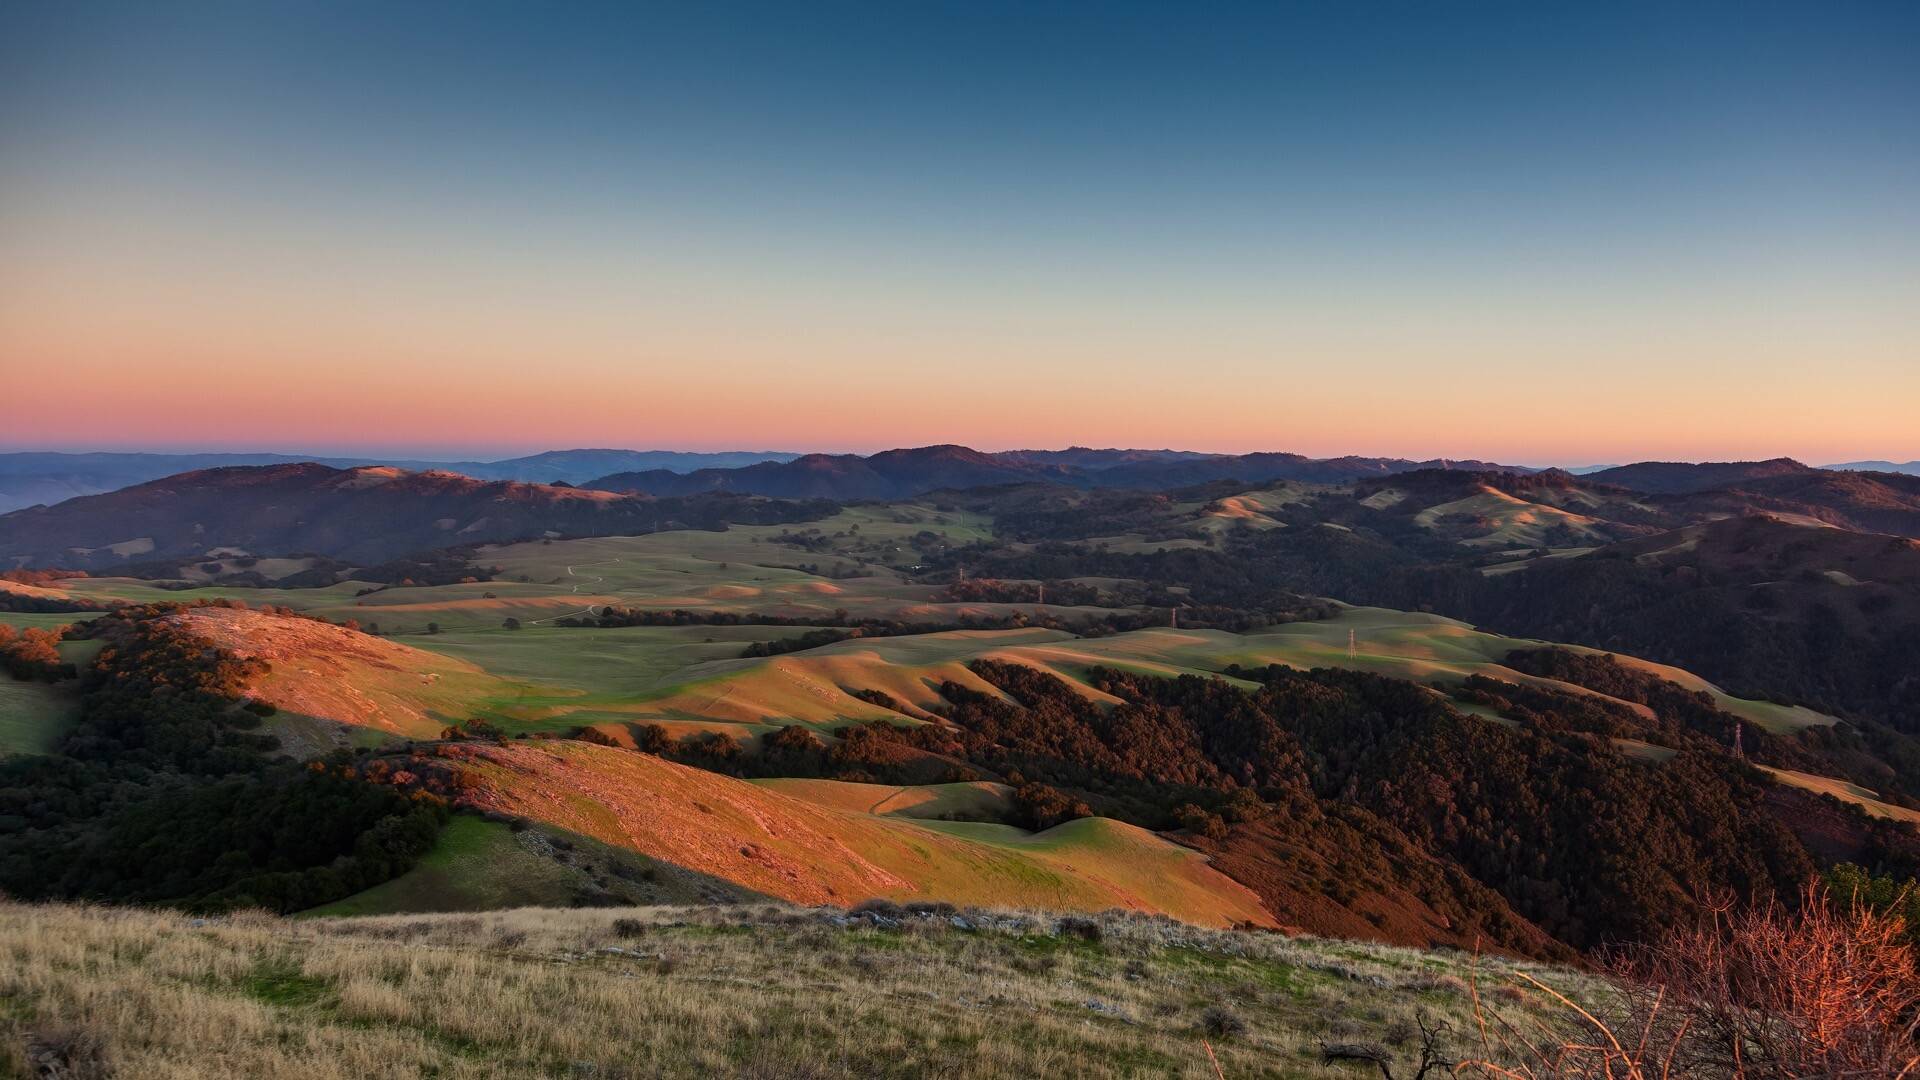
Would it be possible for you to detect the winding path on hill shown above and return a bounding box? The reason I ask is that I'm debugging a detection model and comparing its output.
[523,559,620,625]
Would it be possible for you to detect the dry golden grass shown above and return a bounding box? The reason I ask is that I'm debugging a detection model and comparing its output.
[0,901,1601,1079]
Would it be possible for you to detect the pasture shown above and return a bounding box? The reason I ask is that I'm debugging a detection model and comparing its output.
[0,678,76,756]
[449,740,1274,928]
[0,900,1601,1080]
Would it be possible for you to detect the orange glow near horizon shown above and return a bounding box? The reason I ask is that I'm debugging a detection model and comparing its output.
[2,145,1915,468]
[3,206,1914,465]
[5,3,1918,467]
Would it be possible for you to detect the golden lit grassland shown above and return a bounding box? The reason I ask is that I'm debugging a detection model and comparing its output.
[1408,487,1613,549]
[1756,766,1920,824]
[750,778,1014,820]
[0,901,1600,1079]
[192,597,1834,768]
[631,605,1836,737]
[447,741,1274,928]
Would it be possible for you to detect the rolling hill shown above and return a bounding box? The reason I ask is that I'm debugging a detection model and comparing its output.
[1448,515,1920,735]
[0,463,832,569]
[98,598,1892,959]
[1659,469,1920,537]
[7,461,1920,974]
[0,449,801,513]
[0,900,1602,1080]
[1586,457,1818,493]
[1826,459,1920,476]
[433,738,1274,926]
[585,444,1532,499]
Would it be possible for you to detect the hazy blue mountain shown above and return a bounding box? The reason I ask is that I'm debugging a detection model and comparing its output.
[0,449,799,512]
[1826,460,1920,476]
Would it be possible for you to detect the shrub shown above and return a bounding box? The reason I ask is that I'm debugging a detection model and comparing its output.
[1174,803,1229,840]
[1604,884,1920,1078]
[1200,1005,1247,1039]
[24,1025,112,1080]
[633,724,674,755]
[1056,916,1103,943]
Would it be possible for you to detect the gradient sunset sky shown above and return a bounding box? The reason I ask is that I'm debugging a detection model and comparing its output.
[2,1,1915,465]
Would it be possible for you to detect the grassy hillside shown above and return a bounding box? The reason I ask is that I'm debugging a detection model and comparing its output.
[0,901,1603,1079]
[0,678,76,756]
[439,740,1273,928]
[9,505,1889,962]
[302,816,754,917]
[752,777,1014,819]
[618,605,1835,737]
[1758,767,1920,825]
[161,607,540,753]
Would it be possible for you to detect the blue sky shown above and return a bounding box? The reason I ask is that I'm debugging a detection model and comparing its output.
[2,1,1916,461]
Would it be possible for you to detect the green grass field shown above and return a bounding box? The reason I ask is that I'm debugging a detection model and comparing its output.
[752,778,1013,819]
[617,605,1832,739]
[304,817,586,916]
[0,611,101,632]
[165,593,1835,758]
[0,678,77,756]
[303,816,742,917]
[36,505,1016,635]
[1757,766,1920,824]
[15,515,1847,833]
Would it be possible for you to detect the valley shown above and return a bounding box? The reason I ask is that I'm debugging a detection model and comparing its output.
[8,455,1917,970]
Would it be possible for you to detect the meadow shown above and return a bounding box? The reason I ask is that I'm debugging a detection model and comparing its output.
[0,900,1604,1079]
[440,739,1273,927]
[5,490,1887,925]
[0,678,74,756]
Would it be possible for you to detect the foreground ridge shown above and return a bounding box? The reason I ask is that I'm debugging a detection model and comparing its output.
[0,901,1596,1079]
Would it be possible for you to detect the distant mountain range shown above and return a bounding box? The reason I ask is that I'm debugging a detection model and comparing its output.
[1826,460,1920,476]
[7,447,1920,571]
[585,444,1531,501]
[0,463,828,569]
[1582,457,1817,494]
[0,449,801,514]
[9,445,1914,516]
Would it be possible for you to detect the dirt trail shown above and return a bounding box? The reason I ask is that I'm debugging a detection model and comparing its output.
[524,559,621,626]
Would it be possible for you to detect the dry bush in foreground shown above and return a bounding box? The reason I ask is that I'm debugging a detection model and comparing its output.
[1457,883,1920,1079]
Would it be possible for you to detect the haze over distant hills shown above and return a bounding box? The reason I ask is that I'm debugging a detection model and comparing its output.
[9,438,1920,1036]
[8,446,1920,570]
[0,445,1528,513]
[0,449,800,513]
[585,444,1530,501]
[1582,457,1819,494]
[1828,460,1920,476]
[0,463,828,568]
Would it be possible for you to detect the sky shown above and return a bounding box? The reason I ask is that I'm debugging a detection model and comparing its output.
[1,1,1916,466]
